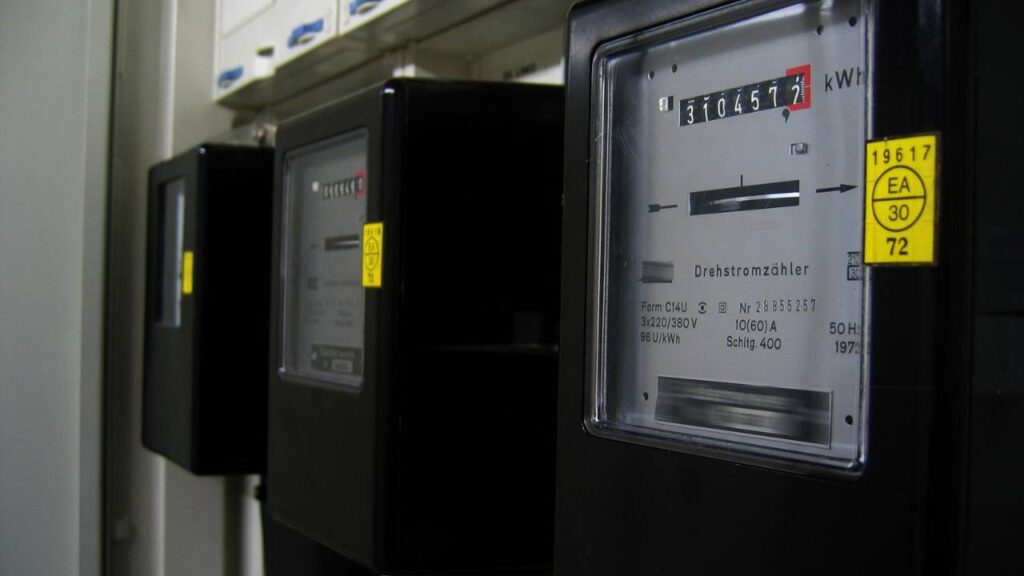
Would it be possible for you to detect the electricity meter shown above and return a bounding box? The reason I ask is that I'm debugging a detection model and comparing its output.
[268,79,563,575]
[143,144,273,475]
[557,0,1023,574]
[589,0,866,469]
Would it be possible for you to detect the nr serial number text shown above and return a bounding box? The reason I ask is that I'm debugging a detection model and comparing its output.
[747,298,817,313]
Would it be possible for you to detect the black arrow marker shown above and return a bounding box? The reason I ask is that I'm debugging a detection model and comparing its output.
[815,184,857,194]
[648,203,679,213]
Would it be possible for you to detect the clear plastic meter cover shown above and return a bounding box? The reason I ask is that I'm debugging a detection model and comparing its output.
[589,0,868,470]
[281,129,368,389]
[157,177,185,328]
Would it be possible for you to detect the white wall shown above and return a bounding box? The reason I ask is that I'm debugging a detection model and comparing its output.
[0,0,112,574]
[105,1,244,575]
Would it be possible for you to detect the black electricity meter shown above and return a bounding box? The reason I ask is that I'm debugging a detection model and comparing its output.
[267,79,563,575]
[557,0,1023,574]
[143,144,274,475]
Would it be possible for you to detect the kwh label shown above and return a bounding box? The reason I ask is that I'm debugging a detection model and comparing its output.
[824,67,864,92]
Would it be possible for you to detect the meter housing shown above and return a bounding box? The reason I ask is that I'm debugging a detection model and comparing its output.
[268,79,563,575]
[554,0,1016,574]
[143,144,273,475]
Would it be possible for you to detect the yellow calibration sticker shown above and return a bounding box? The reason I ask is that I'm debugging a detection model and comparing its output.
[182,251,194,295]
[864,134,939,265]
[362,222,383,288]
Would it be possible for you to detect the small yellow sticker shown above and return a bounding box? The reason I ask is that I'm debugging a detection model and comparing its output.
[864,134,939,265]
[182,251,194,295]
[362,222,383,288]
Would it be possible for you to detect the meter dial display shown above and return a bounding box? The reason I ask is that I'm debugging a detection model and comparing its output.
[282,129,368,388]
[589,0,868,470]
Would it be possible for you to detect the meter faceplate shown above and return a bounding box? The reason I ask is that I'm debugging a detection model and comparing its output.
[157,177,185,327]
[282,129,368,388]
[590,0,867,470]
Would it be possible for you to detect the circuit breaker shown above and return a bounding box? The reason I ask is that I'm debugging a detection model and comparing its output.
[556,0,1023,574]
[214,0,277,99]
[267,79,563,574]
[143,144,274,474]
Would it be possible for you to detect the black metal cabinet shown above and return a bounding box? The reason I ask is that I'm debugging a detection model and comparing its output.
[556,1,1019,574]
[267,79,564,575]
[143,144,274,475]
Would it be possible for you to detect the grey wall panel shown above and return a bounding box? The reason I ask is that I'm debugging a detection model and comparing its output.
[105,1,238,575]
[0,0,112,574]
